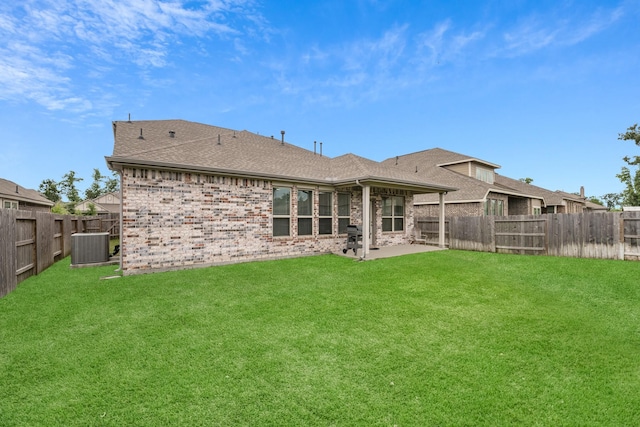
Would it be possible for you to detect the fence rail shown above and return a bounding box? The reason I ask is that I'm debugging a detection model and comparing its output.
[1,210,120,298]
[417,211,640,260]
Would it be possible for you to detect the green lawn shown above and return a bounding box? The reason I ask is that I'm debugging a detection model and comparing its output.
[1,251,639,426]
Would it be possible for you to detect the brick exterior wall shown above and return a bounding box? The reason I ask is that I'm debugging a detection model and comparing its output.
[415,201,483,218]
[416,193,536,218]
[506,196,531,215]
[121,168,414,274]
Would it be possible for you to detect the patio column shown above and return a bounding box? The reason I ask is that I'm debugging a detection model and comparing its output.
[362,184,370,258]
[439,192,446,248]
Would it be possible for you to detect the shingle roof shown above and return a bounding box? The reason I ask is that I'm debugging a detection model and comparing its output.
[106,120,456,193]
[0,178,54,207]
[381,148,503,203]
[494,174,585,207]
[395,147,501,169]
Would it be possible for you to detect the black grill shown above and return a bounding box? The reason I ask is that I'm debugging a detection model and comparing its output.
[343,224,362,255]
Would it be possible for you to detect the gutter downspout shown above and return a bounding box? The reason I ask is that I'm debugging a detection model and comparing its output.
[117,170,123,273]
[439,192,446,248]
[355,180,370,259]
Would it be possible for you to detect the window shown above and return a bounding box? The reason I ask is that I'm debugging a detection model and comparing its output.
[297,189,313,236]
[484,199,504,216]
[533,207,542,215]
[476,167,494,184]
[273,187,291,236]
[3,200,19,209]
[338,193,350,234]
[382,196,404,232]
[319,192,333,235]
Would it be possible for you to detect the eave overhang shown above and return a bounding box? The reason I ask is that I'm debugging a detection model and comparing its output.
[106,156,458,195]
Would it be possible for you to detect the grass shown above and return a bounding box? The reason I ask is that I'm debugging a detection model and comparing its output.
[1,250,639,426]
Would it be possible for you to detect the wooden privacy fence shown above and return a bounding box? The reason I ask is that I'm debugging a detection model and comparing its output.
[0,210,120,298]
[416,211,640,260]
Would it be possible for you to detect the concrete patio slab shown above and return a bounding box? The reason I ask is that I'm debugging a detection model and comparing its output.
[335,244,446,260]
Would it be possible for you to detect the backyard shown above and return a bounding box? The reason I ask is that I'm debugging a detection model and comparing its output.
[0,250,638,426]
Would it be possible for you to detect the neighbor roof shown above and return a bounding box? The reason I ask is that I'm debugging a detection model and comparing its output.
[382,148,585,208]
[381,148,522,203]
[494,174,586,208]
[106,120,456,194]
[0,178,54,207]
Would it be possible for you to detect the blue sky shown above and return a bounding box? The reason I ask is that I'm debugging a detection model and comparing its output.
[1,0,639,200]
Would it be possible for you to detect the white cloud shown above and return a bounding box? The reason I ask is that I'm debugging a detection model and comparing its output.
[500,6,623,57]
[0,0,265,113]
[415,20,451,66]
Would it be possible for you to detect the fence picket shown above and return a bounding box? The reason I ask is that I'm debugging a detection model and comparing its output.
[1,211,120,298]
[417,211,640,261]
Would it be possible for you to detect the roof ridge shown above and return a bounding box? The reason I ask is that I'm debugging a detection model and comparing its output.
[115,131,237,158]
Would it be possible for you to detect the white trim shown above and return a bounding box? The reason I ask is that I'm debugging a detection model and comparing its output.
[437,158,501,169]
[2,198,19,209]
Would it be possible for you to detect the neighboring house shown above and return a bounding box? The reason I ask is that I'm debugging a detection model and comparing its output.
[493,175,588,214]
[584,199,608,212]
[381,148,588,217]
[106,120,456,274]
[0,178,54,212]
[75,192,120,214]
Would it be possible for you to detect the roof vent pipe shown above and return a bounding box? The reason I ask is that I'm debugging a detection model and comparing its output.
[138,128,144,139]
[281,130,285,145]
[169,131,175,138]
[128,113,131,123]
[395,156,399,165]
[16,185,19,194]
[218,134,221,145]
[314,140,317,155]
[320,142,323,157]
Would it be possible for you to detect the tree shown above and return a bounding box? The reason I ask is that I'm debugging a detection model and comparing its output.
[60,170,83,204]
[84,169,119,200]
[84,168,104,200]
[617,123,640,206]
[51,201,70,215]
[104,171,119,194]
[81,202,97,216]
[519,177,534,184]
[601,193,622,210]
[587,196,603,206]
[39,179,62,203]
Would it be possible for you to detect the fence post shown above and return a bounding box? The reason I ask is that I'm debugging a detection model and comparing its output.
[0,209,18,298]
[36,212,54,274]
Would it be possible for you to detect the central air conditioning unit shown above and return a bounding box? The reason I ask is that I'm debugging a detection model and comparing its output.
[71,232,110,265]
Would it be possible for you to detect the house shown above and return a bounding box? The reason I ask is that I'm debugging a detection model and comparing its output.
[382,148,589,217]
[0,178,54,212]
[382,148,545,216]
[493,175,588,214]
[584,199,608,212]
[75,192,120,214]
[105,120,456,274]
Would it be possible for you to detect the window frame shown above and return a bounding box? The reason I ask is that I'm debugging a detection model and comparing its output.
[297,188,314,236]
[272,187,291,237]
[382,196,404,232]
[476,166,494,184]
[3,199,19,209]
[484,198,504,216]
[318,191,333,235]
[337,193,351,234]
